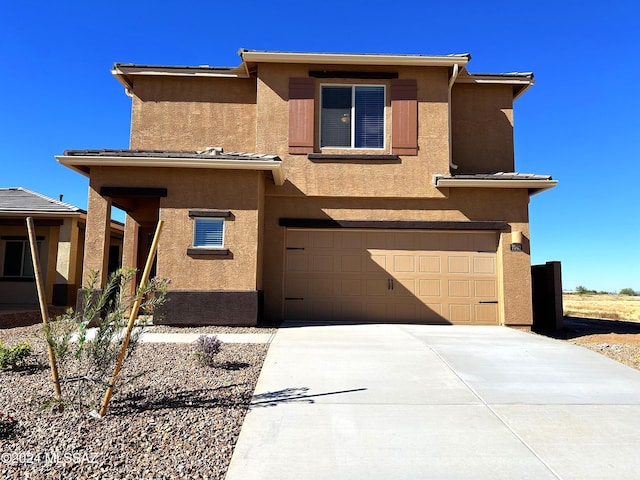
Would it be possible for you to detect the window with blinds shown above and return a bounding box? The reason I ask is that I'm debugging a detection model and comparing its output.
[320,85,384,149]
[193,218,224,248]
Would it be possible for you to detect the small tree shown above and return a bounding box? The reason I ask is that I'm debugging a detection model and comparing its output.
[42,268,169,412]
[620,288,637,296]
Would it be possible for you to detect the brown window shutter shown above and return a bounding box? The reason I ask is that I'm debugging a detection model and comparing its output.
[289,78,315,154]
[391,79,418,155]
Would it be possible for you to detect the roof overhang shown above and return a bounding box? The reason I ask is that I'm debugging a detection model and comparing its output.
[111,63,250,90]
[433,174,557,196]
[239,49,471,68]
[56,151,285,186]
[456,72,535,99]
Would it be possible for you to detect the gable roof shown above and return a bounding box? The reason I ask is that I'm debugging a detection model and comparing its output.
[0,187,83,215]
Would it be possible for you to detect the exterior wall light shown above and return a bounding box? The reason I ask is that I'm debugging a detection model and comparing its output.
[510,230,523,252]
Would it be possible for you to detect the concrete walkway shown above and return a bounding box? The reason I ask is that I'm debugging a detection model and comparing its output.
[225,324,640,480]
[72,327,274,344]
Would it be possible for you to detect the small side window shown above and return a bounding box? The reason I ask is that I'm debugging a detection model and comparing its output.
[193,218,224,248]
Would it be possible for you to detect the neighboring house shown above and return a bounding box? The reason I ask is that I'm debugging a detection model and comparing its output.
[56,49,556,328]
[0,187,123,308]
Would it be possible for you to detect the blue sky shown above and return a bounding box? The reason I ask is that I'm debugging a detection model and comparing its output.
[1,1,638,292]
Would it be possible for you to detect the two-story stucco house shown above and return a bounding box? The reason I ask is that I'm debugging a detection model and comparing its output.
[56,49,556,328]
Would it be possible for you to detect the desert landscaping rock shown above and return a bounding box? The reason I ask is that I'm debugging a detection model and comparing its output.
[0,325,267,480]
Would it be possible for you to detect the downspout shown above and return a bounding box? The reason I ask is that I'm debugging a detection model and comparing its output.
[448,64,459,170]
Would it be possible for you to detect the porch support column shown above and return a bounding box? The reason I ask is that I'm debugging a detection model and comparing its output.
[83,186,112,287]
[121,213,140,298]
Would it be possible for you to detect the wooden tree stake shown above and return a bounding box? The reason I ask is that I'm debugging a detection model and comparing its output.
[98,220,163,417]
[26,217,61,399]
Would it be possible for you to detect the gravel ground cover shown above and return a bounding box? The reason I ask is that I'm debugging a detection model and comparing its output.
[0,324,268,480]
[541,316,640,371]
[151,325,278,335]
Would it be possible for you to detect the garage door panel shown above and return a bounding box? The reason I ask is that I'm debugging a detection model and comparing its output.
[450,304,472,323]
[284,298,307,319]
[286,253,308,272]
[340,231,364,249]
[311,278,335,296]
[340,278,363,296]
[286,230,309,249]
[284,277,308,298]
[340,255,363,272]
[339,300,364,319]
[368,254,387,272]
[473,256,496,275]
[422,303,443,318]
[448,256,470,274]
[419,255,441,273]
[392,232,416,250]
[419,279,441,297]
[475,304,498,324]
[394,278,417,296]
[448,280,471,298]
[312,255,334,272]
[393,255,416,273]
[474,280,497,298]
[365,232,389,249]
[312,231,335,249]
[366,278,388,296]
[366,303,388,321]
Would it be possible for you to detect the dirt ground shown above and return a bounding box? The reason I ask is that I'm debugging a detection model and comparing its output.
[540,316,640,371]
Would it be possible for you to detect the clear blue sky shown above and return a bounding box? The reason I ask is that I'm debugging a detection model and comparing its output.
[1,1,638,292]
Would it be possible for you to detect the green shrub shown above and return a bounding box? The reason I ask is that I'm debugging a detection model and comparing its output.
[620,288,637,296]
[41,268,170,412]
[0,341,32,370]
[575,285,597,295]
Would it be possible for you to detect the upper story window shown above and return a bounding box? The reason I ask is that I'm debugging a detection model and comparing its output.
[320,85,385,149]
[289,78,416,156]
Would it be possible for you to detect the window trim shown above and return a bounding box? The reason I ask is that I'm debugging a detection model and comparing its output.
[319,83,386,150]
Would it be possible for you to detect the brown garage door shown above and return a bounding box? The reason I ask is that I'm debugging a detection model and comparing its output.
[283,229,499,324]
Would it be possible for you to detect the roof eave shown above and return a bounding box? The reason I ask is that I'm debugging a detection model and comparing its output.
[111,63,250,90]
[0,210,84,217]
[434,177,558,196]
[56,155,285,186]
[456,73,535,100]
[239,50,471,68]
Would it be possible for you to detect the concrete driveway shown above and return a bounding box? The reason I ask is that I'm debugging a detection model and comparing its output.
[225,324,640,480]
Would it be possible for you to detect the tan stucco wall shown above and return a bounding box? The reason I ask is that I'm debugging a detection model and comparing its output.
[55,217,81,285]
[256,63,451,198]
[84,185,113,286]
[262,188,533,326]
[130,76,257,151]
[451,83,515,173]
[84,167,263,292]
